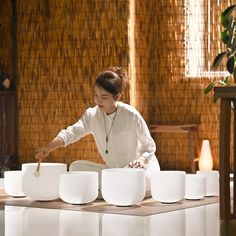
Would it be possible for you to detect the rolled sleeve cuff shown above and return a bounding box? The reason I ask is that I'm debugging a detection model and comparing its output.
[141,153,151,160]
[138,153,151,164]
[57,133,68,147]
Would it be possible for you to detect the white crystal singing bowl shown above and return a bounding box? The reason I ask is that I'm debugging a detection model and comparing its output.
[185,174,206,200]
[59,171,98,204]
[102,168,146,206]
[4,170,25,197]
[196,170,219,196]
[151,171,186,203]
[21,163,67,201]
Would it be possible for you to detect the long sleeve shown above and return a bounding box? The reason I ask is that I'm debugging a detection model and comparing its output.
[136,114,156,160]
[57,108,92,146]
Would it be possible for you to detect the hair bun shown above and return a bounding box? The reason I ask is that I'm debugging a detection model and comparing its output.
[95,66,129,94]
[106,66,128,82]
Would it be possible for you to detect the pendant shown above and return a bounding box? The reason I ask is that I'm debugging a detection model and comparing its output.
[105,136,108,154]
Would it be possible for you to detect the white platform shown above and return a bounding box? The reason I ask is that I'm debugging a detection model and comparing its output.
[0,178,4,189]
[1,204,220,236]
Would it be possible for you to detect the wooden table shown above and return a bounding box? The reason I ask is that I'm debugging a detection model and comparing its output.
[214,86,236,221]
[149,124,198,173]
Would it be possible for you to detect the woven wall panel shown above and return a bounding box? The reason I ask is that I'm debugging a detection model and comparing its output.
[0,0,12,76]
[4,0,234,171]
[135,0,234,172]
[17,0,129,164]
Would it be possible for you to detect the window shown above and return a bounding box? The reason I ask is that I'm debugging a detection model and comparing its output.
[185,0,229,77]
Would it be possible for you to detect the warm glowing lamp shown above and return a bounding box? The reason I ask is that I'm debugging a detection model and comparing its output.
[198,140,213,171]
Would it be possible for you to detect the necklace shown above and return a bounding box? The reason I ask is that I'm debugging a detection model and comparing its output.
[103,108,118,154]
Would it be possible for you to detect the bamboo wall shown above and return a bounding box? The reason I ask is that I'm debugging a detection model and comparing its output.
[135,0,234,171]
[17,0,129,164]
[0,0,12,76]
[1,0,235,171]
[135,0,200,171]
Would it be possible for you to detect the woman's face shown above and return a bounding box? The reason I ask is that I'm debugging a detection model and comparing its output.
[94,85,120,114]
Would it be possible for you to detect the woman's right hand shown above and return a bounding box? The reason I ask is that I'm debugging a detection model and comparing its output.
[35,137,64,161]
[35,147,50,161]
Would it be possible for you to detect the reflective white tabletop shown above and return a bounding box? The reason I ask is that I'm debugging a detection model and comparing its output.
[0,203,220,236]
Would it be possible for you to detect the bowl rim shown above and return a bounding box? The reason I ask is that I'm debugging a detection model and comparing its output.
[4,170,22,174]
[196,170,219,174]
[152,170,186,174]
[102,168,145,173]
[61,171,98,176]
[22,162,67,167]
[186,174,206,179]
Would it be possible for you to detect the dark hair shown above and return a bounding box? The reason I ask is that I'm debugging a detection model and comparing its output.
[94,66,128,95]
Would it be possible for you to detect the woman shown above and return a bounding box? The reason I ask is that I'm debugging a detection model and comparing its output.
[35,66,160,194]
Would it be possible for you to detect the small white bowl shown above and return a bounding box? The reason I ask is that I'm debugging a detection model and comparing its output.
[102,168,146,206]
[59,171,98,204]
[21,163,67,201]
[151,171,186,203]
[4,171,25,197]
[196,170,219,196]
[185,174,206,200]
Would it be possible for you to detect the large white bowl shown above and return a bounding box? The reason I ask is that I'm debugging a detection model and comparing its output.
[196,170,219,196]
[59,171,98,204]
[101,168,146,206]
[4,171,25,197]
[151,171,186,203]
[185,174,206,200]
[21,163,67,201]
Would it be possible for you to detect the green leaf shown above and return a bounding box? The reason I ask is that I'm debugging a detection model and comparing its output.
[222,17,231,28]
[221,30,230,44]
[219,80,229,85]
[224,75,230,84]
[234,68,236,83]
[221,5,236,28]
[232,24,236,46]
[213,97,220,103]
[222,15,233,29]
[204,82,217,95]
[222,5,236,18]
[213,51,227,69]
[227,56,235,73]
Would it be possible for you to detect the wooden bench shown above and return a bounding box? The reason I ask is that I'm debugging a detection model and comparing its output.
[149,124,198,173]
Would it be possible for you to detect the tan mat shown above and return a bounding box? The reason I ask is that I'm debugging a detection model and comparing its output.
[0,190,218,216]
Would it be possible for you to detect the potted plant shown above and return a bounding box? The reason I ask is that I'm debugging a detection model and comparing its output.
[204,4,236,97]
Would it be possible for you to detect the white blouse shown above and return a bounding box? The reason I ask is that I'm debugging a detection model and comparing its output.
[57,102,159,169]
